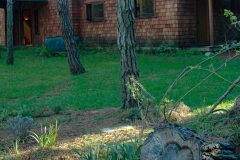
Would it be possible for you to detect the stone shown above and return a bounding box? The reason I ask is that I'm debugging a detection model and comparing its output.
[205,52,214,56]
[45,36,80,52]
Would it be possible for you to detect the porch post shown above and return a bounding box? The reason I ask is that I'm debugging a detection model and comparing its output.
[208,0,214,46]
[18,2,22,45]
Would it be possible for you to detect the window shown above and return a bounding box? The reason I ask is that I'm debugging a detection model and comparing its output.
[86,2,104,21]
[34,11,39,34]
[134,0,154,17]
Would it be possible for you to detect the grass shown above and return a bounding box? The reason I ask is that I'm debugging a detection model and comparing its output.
[0,46,239,119]
[0,46,239,159]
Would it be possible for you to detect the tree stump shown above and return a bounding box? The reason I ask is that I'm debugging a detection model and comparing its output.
[141,123,237,160]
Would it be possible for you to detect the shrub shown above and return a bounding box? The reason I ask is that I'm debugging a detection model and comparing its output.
[7,114,33,139]
[38,44,53,57]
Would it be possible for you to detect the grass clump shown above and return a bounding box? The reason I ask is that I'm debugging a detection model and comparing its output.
[28,120,59,149]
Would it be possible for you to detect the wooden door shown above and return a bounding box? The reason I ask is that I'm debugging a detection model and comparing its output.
[197,0,208,43]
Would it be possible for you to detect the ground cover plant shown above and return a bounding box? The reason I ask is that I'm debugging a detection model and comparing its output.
[0,46,239,159]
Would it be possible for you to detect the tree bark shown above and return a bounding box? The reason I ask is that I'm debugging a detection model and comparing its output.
[141,123,237,160]
[6,0,14,65]
[58,0,85,75]
[116,0,140,109]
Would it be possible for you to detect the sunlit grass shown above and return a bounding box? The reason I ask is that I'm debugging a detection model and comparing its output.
[0,46,239,118]
[181,98,239,141]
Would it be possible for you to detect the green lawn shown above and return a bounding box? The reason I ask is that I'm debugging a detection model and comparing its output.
[0,47,239,119]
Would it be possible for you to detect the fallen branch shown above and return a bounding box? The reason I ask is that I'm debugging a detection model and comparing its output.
[208,76,240,114]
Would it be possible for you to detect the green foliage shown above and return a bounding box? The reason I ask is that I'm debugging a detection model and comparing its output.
[51,105,63,114]
[78,42,108,55]
[0,45,6,58]
[73,147,98,160]
[107,139,142,160]
[7,114,33,139]
[224,9,240,28]
[38,44,53,57]
[37,44,67,57]
[28,120,59,149]
[12,138,20,155]
[0,107,16,121]
[73,138,142,160]
[19,105,33,117]
[136,40,202,56]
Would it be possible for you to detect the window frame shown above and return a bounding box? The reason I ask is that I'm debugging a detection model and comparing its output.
[134,0,155,18]
[86,2,105,22]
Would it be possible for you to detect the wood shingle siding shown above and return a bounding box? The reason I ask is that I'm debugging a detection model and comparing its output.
[0,8,5,45]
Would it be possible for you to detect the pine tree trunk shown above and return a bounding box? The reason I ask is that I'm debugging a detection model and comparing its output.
[6,0,13,65]
[58,0,85,75]
[117,0,139,109]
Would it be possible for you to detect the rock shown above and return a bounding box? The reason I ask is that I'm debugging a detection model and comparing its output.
[45,36,80,52]
[205,52,214,56]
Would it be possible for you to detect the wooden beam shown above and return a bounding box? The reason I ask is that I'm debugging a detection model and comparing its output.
[208,0,214,46]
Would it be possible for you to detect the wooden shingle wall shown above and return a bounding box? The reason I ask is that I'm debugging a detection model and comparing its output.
[135,0,180,45]
[37,0,61,45]
[79,0,198,46]
[176,0,197,45]
[79,0,117,46]
[0,8,5,45]
[28,0,81,46]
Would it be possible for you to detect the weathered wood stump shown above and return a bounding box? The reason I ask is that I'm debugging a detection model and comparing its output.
[141,123,237,160]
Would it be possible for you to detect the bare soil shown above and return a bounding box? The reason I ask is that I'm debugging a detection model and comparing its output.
[0,108,142,160]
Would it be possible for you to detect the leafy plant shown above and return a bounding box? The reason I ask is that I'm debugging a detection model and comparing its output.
[73,147,97,160]
[38,44,53,57]
[12,138,20,155]
[73,138,142,160]
[107,139,142,160]
[54,51,67,57]
[28,120,59,149]
[224,9,240,28]
[7,114,33,139]
[0,108,16,121]
[51,105,63,114]
[19,105,33,117]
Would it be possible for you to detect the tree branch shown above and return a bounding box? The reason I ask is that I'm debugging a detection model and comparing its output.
[208,76,240,114]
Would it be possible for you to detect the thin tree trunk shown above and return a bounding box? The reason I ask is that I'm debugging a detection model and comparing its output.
[58,0,85,75]
[117,0,139,109]
[6,0,13,65]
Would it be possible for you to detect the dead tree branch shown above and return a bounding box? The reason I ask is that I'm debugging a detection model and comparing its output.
[208,76,240,114]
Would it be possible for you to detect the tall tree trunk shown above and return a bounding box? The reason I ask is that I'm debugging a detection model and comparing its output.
[58,0,85,75]
[116,0,140,109]
[6,0,13,65]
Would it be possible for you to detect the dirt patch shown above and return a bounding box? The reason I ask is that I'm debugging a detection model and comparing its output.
[0,107,143,159]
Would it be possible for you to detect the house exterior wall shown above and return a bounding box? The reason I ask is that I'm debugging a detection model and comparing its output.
[80,0,197,46]
[0,8,5,45]
[79,0,117,46]
[176,0,197,45]
[1,0,238,47]
[34,0,81,45]
[1,0,81,46]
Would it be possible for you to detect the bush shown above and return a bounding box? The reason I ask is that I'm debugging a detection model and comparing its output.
[7,114,33,139]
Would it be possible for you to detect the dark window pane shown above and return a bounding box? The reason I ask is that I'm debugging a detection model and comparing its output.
[135,0,140,17]
[86,4,92,21]
[34,10,39,34]
[93,4,104,18]
[142,0,154,15]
